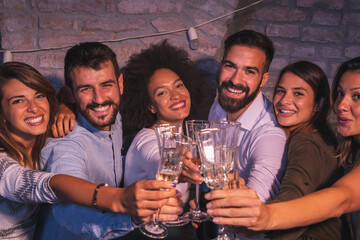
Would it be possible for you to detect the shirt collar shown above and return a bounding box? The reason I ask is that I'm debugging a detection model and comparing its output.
[236,92,266,131]
[76,109,122,139]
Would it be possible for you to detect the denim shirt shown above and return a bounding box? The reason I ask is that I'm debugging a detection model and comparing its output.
[36,111,133,239]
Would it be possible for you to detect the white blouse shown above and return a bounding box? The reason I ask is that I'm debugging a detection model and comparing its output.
[124,128,189,201]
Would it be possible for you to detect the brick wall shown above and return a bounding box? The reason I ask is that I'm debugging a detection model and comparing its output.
[1,0,360,99]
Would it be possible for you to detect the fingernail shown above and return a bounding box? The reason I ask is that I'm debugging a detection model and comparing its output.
[206,202,212,208]
[204,193,210,199]
[171,182,176,187]
[176,189,179,194]
[213,218,219,223]
[177,208,183,214]
[207,209,213,215]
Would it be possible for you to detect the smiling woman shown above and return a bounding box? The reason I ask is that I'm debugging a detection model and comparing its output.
[122,40,212,186]
[120,41,212,238]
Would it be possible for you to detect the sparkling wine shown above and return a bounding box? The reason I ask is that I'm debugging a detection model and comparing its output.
[192,157,202,170]
[203,163,226,190]
[156,169,179,183]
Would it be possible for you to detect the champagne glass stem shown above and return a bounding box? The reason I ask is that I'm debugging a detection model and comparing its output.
[154,208,161,225]
[195,183,200,211]
[217,225,226,238]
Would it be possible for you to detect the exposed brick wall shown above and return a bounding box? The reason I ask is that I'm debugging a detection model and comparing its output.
[224,0,360,101]
[0,0,237,90]
[1,0,359,100]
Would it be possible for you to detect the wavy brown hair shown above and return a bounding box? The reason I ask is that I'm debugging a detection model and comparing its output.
[330,57,360,168]
[0,62,58,169]
[122,40,213,137]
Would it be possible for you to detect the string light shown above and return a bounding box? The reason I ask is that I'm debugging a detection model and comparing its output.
[0,0,263,55]
[187,27,200,50]
[3,51,13,62]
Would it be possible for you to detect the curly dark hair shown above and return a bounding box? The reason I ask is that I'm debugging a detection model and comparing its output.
[122,40,213,136]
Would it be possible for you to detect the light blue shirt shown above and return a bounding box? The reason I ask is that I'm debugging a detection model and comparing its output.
[209,92,287,202]
[36,111,133,239]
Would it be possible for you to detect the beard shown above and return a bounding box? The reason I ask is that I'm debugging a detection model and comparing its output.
[79,100,120,130]
[218,80,261,113]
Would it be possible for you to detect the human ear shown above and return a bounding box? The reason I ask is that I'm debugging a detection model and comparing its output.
[118,74,124,95]
[148,104,156,114]
[260,72,269,88]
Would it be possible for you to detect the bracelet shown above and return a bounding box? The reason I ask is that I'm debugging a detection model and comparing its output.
[92,183,108,213]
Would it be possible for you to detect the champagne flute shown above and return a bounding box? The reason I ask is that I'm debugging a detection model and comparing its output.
[154,123,190,227]
[183,120,211,221]
[140,132,190,239]
[154,123,183,155]
[211,121,241,240]
[196,128,227,191]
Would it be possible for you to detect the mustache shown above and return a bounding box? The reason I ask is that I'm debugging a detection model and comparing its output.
[86,100,114,109]
[219,81,249,93]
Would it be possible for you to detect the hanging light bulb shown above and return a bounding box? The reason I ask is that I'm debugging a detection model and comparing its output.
[187,27,200,50]
[4,51,13,63]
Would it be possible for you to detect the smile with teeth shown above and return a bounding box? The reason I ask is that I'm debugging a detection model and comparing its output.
[25,116,43,124]
[92,105,110,112]
[170,101,185,110]
[279,109,296,114]
[227,86,244,94]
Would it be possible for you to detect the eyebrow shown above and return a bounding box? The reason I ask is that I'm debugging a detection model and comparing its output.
[244,66,260,74]
[276,85,308,92]
[222,60,260,74]
[7,91,41,102]
[152,78,182,95]
[337,85,360,91]
[8,95,24,102]
[76,79,116,91]
[292,87,308,92]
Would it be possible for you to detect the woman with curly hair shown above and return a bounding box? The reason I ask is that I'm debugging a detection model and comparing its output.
[122,40,213,189]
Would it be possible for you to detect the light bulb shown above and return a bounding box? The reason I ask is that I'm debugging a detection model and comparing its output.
[188,27,200,50]
[4,51,13,63]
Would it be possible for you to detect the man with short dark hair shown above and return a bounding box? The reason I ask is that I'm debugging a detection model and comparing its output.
[36,42,182,239]
[209,30,287,202]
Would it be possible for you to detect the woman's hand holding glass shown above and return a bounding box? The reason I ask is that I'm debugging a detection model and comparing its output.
[140,132,190,239]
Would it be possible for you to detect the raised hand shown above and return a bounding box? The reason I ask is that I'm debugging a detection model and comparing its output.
[179,152,203,184]
[119,180,181,224]
[205,188,269,231]
[51,103,75,138]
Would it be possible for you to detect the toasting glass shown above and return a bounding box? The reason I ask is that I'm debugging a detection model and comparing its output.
[154,123,190,227]
[196,128,227,191]
[140,132,190,239]
[210,121,241,240]
[183,120,211,222]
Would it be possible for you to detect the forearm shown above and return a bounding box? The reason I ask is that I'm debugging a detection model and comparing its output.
[264,186,349,230]
[49,174,124,213]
